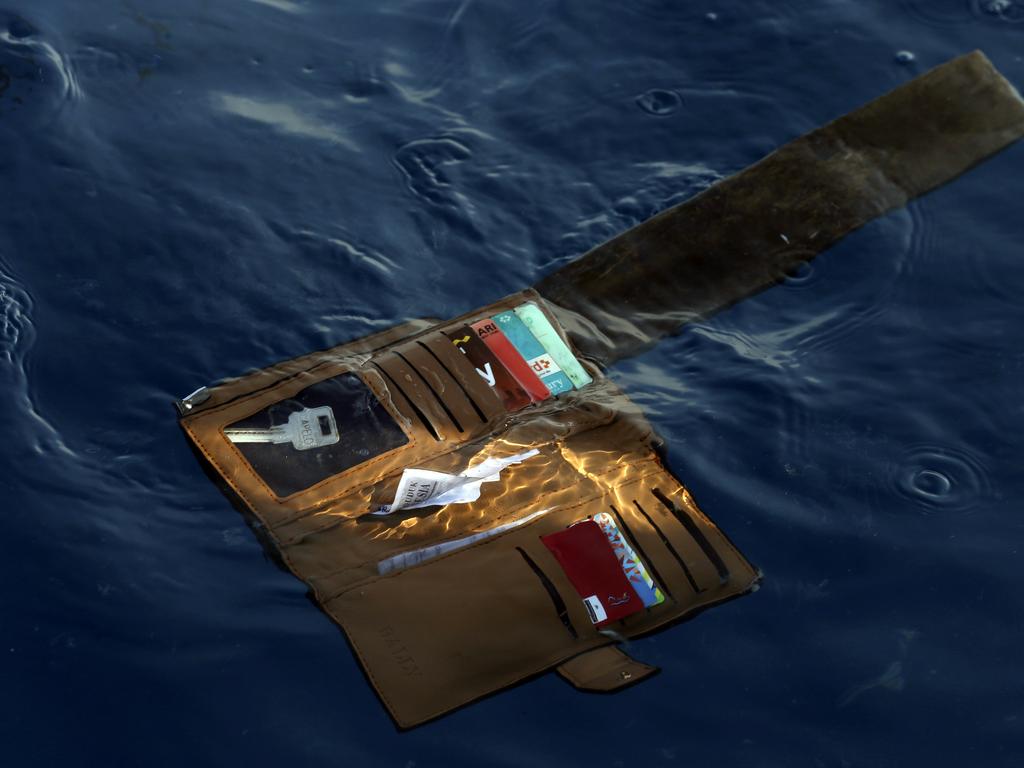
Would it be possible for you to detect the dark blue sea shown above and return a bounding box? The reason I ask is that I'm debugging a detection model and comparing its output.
[2,1,1023,765]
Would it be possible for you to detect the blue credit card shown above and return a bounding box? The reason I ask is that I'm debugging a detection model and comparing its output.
[513,302,593,390]
[491,310,574,395]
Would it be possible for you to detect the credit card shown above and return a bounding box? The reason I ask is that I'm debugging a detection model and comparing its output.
[513,302,593,390]
[470,318,551,403]
[444,325,531,412]
[593,512,665,607]
[491,310,574,396]
[541,520,644,626]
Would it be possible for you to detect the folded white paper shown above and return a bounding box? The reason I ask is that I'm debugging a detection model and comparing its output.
[374,448,540,515]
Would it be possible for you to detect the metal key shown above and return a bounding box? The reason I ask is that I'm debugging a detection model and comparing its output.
[224,406,340,451]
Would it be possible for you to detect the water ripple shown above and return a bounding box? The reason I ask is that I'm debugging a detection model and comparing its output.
[973,0,1024,22]
[556,161,721,261]
[393,136,473,206]
[773,210,914,359]
[903,0,1024,28]
[890,443,992,514]
[0,11,80,127]
[0,256,70,457]
[781,256,821,291]
[635,88,682,116]
[905,195,1024,358]
[267,222,399,276]
[900,0,976,26]
[0,255,30,363]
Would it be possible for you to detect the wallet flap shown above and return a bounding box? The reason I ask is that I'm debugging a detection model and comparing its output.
[557,646,659,692]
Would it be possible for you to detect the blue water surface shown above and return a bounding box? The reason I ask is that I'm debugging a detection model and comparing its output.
[2,1,1023,765]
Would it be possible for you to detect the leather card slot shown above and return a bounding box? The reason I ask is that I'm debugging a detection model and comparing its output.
[607,505,673,603]
[372,363,441,441]
[631,500,703,594]
[414,340,489,423]
[652,487,730,585]
[418,332,506,421]
[376,352,463,439]
[517,547,577,639]
[393,349,466,433]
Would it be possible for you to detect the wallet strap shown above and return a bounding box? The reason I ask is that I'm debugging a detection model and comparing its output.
[556,646,659,692]
[536,51,1024,363]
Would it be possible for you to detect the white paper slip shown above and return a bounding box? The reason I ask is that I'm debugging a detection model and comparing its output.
[373,448,540,515]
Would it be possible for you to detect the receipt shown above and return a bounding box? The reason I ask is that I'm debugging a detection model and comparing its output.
[374,448,540,515]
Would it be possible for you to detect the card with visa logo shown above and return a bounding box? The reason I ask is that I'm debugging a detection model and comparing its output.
[593,512,665,608]
[470,318,551,403]
[491,309,574,396]
[444,325,531,412]
[540,519,644,626]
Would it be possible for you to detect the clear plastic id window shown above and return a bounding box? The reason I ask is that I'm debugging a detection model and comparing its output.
[224,372,408,498]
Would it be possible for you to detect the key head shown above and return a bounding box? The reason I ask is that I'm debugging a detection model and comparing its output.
[286,406,340,451]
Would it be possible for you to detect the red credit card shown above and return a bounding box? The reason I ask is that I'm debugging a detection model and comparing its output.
[471,319,551,403]
[444,325,531,412]
[541,520,644,626]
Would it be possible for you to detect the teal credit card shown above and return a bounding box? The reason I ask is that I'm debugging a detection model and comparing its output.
[491,309,574,395]
[513,302,593,390]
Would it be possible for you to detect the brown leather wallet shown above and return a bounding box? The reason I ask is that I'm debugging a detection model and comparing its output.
[178,291,759,727]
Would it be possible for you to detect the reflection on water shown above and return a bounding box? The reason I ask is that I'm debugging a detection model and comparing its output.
[839,660,906,707]
[975,0,1024,22]
[635,88,682,116]
[247,0,306,14]
[214,93,357,149]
